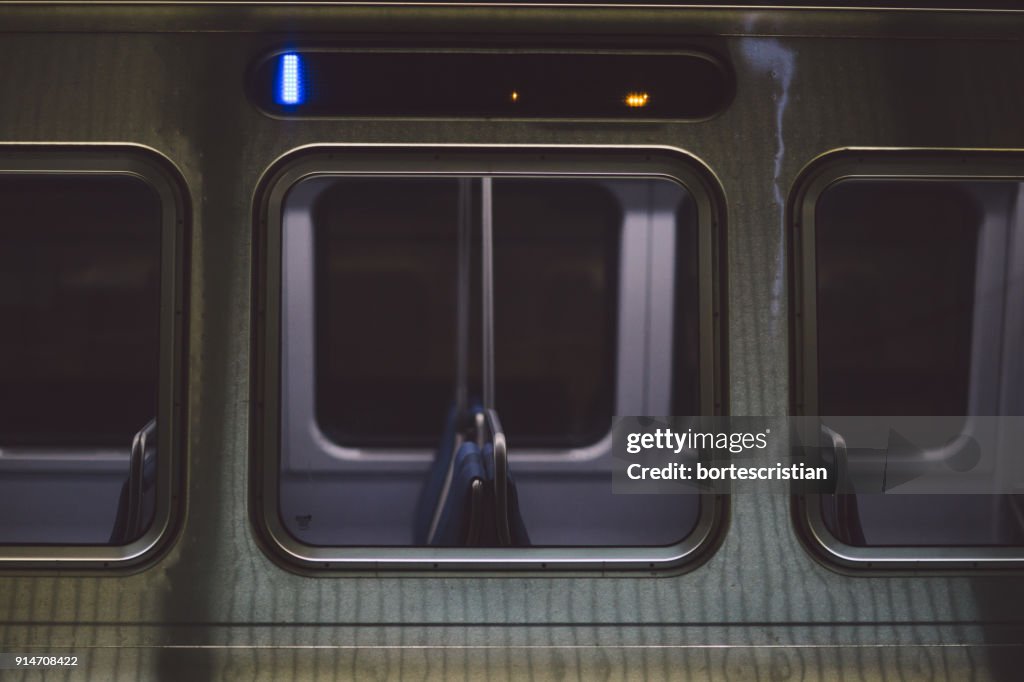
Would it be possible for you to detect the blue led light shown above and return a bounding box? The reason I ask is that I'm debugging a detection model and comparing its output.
[276,53,304,106]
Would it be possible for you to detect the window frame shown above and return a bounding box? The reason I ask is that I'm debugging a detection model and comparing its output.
[790,148,1024,571]
[0,145,188,570]
[252,145,727,573]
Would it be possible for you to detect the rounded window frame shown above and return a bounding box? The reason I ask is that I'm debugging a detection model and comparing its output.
[790,148,1024,573]
[251,145,729,574]
[0,144,189,571]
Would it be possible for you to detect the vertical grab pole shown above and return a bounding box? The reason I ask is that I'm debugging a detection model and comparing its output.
[455,177,472,416]
[481,177,512,545]
[481,177,495,412]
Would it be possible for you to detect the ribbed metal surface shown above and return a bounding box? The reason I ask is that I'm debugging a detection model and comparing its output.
[0,9,1023,678]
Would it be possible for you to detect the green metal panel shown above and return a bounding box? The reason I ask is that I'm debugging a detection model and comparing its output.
[0,6,1022,678]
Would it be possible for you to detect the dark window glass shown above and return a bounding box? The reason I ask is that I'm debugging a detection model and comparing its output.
[817,182,978,419]
[314,178,619,449]
[0,174,162,545]
[815,179,1024,548]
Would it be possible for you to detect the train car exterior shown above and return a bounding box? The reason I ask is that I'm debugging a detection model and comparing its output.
[1,1,1023,679]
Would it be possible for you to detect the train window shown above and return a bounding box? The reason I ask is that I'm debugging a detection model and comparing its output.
[254,148,725,570]
[0,148,186,567]
[792,152,1024,568]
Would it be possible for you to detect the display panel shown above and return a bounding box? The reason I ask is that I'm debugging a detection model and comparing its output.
[251,50,732,119]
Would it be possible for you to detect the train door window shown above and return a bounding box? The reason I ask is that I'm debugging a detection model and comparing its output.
[254,148,726,570]
[0,148,186,567]
[792,152,1024,568]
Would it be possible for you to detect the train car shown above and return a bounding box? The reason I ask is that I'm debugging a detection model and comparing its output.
[1,0,1023,679]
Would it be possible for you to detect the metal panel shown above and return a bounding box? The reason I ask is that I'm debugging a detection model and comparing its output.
[0,6,1023,678]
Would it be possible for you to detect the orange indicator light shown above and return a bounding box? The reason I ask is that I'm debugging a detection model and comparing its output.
[625,92,650,108]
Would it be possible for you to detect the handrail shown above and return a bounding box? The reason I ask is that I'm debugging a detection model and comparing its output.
[821,424,866,546]
[481,177,513,546]
[110,417,156,545]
